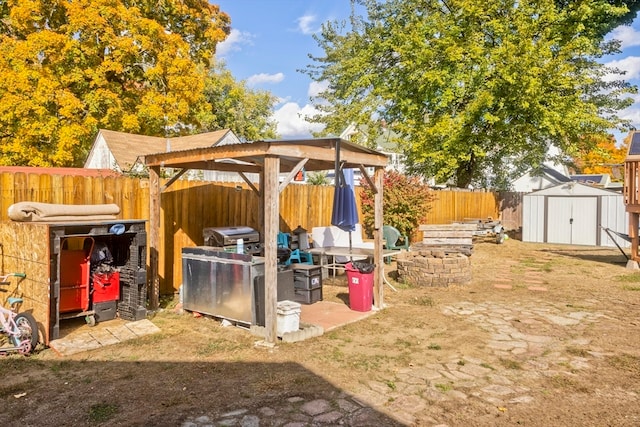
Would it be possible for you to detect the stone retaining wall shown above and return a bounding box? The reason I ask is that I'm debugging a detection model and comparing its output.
[397,250,471,287]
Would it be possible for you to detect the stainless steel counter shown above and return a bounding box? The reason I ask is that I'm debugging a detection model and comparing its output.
[182,247,265,324]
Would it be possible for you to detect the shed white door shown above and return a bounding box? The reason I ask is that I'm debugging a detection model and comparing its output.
[547,197,598,245]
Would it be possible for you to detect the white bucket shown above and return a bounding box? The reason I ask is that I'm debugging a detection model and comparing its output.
[277,300,301,335]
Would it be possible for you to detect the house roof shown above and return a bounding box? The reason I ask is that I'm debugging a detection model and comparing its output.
[541,166,571,183]
[570,174,611,186]
[96,129,234,171]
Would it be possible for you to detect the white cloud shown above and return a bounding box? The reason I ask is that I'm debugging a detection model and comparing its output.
[603,56,640,82]
[308,80,329,98]
[608,25,640,50]
[620,106,640,125]
[272,102,325,138]
[216,28,253,57]
[246,72,285,86]
[619,92,640,124]
[296,14,318,35]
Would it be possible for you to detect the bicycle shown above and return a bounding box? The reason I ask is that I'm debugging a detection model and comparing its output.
[0,273,38,354]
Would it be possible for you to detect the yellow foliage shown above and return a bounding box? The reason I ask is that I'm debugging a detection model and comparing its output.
[573,134,627,181]
[0,0,230,166]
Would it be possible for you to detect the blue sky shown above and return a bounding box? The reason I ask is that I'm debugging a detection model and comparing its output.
[215,1,350,139]
[215,1,640,145]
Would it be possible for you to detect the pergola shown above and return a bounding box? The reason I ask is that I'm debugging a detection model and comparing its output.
[145,138,389,345]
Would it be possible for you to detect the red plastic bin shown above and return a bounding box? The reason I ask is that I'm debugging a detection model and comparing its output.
[345,262,373,312]
[92,271,120,303]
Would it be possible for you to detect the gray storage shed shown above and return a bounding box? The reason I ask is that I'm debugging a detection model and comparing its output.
[523,182,628,247]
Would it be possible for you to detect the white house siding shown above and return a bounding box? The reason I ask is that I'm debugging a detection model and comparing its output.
[84,136,120,172]
[512,172,557,193]
[201,170,259,183]
[216,133,242,146]
[523,183,629,248]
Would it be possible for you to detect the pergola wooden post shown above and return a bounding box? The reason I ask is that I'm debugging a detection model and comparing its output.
[262,155,279,344]
[373,167,384,309]
[144,138,388,345]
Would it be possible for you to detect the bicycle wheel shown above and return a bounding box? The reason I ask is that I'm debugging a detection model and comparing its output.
[14,312,38,354]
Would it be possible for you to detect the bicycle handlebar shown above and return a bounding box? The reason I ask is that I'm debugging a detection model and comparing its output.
[0,272,26,283]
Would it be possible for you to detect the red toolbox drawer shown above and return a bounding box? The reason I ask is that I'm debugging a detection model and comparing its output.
[92,272,120,303]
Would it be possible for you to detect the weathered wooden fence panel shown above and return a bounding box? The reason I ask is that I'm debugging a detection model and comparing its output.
[0,172,522,293]
[423,190,501,224]
[497,191,525,232]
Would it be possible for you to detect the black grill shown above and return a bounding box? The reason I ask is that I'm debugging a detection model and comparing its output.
[203,226,261,255]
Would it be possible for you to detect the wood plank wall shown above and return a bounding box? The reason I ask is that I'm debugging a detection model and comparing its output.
[0,222,51,343]
[0,172,522,293]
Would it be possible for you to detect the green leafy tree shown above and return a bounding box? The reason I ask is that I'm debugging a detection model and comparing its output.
[554,0,640,37]
[305,0,636,189]
[359,170,434,242]
[200,63,278,141]
[0,0,230,166]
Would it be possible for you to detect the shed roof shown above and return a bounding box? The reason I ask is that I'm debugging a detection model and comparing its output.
[526,182,622,197]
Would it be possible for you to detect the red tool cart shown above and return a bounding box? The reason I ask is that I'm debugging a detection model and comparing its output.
[59,237,95,325]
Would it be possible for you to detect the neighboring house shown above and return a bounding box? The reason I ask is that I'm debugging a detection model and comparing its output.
[511,144,625,192]
[570,173,611,187]
[340,123,406,174]
[510,143,576,192]
[84,129,253,182]
[511,165,572,193]
[570,173,622,191]
[308,122,407,186]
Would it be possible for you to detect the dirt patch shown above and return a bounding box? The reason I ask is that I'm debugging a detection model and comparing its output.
[1,239,640,426]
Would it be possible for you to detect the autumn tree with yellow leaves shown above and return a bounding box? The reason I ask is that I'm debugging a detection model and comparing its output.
[0,1,276,167]
[572,134,628,181]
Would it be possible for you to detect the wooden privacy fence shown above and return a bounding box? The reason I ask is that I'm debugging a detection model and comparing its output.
[0,172,522,293]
